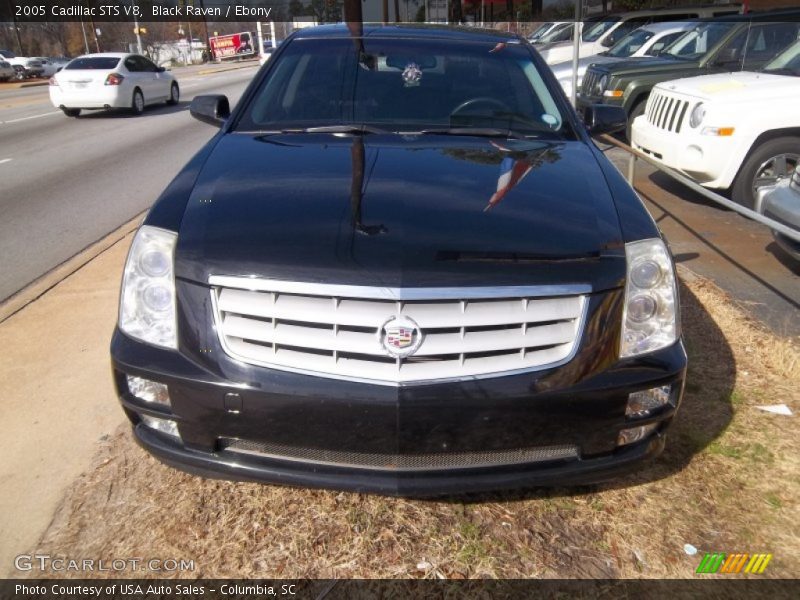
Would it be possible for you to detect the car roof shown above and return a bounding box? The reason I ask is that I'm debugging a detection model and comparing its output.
[74,53,129,59]
[638,21,699,34]
[292,23,521,44]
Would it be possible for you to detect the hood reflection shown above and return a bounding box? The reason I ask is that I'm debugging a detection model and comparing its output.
[351,137,387,236]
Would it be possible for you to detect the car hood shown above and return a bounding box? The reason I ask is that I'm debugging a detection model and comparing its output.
[551,54,631,80]
[539,41,602,64]
[655,71,800,102]
[175,133,626,291]
[593,56,698,77]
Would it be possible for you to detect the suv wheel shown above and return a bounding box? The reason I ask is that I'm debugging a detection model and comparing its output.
[732,137,800,209]
[61,108,81,118]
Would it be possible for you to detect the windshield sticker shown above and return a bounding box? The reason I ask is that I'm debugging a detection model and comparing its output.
[402,62,423,87]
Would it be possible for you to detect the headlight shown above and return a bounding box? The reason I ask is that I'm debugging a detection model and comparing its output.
[689,102,705,128]
[119,225,178,348]
[620,238,678,358]
[594,74,608,96]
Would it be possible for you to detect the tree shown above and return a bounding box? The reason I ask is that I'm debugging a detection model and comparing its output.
[288,0,307,17]
[452,0,463,23]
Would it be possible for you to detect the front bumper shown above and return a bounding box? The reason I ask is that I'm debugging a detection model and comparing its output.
[631,117,735,189]
[111,283,687,496]
[576,93,623,119]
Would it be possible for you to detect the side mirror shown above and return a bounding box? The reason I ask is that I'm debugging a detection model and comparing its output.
[712,47,738,66]
[156,66,166,73]
[583,104,627,136]
[190,95,230,127]
[600,35,616,48]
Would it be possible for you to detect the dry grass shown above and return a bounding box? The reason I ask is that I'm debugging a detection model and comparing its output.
[25,275,799,580]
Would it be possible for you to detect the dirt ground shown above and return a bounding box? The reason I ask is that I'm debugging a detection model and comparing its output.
[22,274,799,580]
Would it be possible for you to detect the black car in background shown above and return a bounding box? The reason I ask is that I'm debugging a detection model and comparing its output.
[111,24,687,496]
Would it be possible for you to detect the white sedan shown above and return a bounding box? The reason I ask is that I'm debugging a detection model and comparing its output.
[631,40,800,209]
[49,53,179,117]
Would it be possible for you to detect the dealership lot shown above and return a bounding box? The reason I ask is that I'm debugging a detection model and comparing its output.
[0,41,797,580]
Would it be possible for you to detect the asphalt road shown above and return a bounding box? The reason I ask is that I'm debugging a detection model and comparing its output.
[0,65,258,302]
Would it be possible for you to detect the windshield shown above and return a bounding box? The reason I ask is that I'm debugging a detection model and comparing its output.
[663,22,736,60]
[65,57,121,70]
[606,29,655,58]
[763,40,800,74]
[539,23,573,44]
[529,23,553,39]
[238,37,568,138]
[582,19,620,42]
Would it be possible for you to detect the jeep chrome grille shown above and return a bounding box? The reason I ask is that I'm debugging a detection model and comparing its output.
[646,90,690,133]
[581,68,600,96]
[210,277,587,385]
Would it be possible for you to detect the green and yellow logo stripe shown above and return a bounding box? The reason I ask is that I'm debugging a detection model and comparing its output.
[696,552,772,574]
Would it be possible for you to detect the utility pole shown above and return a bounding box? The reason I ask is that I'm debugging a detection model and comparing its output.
[188,20,194,64]
[198,0,211,60]
[131,0,143,53]
[79,18,89,54]
[344,0,363,23]
[571,0,582,107]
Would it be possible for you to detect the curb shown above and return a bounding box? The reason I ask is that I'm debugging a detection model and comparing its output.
[0,211,146,324]
[197,61,259,76]
[0,80,49,90]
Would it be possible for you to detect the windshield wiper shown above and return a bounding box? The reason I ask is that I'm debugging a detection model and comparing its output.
[416,127,524,139]
[299,124,391,134]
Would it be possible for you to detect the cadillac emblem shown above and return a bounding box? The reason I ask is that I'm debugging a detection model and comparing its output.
[380,316,423,358]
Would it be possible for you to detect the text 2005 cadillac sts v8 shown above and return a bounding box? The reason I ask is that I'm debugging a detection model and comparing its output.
[111,25,687,496]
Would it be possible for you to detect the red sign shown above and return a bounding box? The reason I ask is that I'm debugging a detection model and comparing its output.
[209,32,255,60]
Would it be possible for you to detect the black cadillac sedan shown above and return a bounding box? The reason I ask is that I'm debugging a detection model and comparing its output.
[111,24,687,496]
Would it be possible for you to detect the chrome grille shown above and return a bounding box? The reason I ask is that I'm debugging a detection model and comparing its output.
[220,438,579,471]
[581,68,600,96]
[210,277,588,385]
[646,89,690,133]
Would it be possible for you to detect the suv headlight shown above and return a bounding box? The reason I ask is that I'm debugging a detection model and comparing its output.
[119,225,178,349]
[620,238,678,358]
[689,102,705,128]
